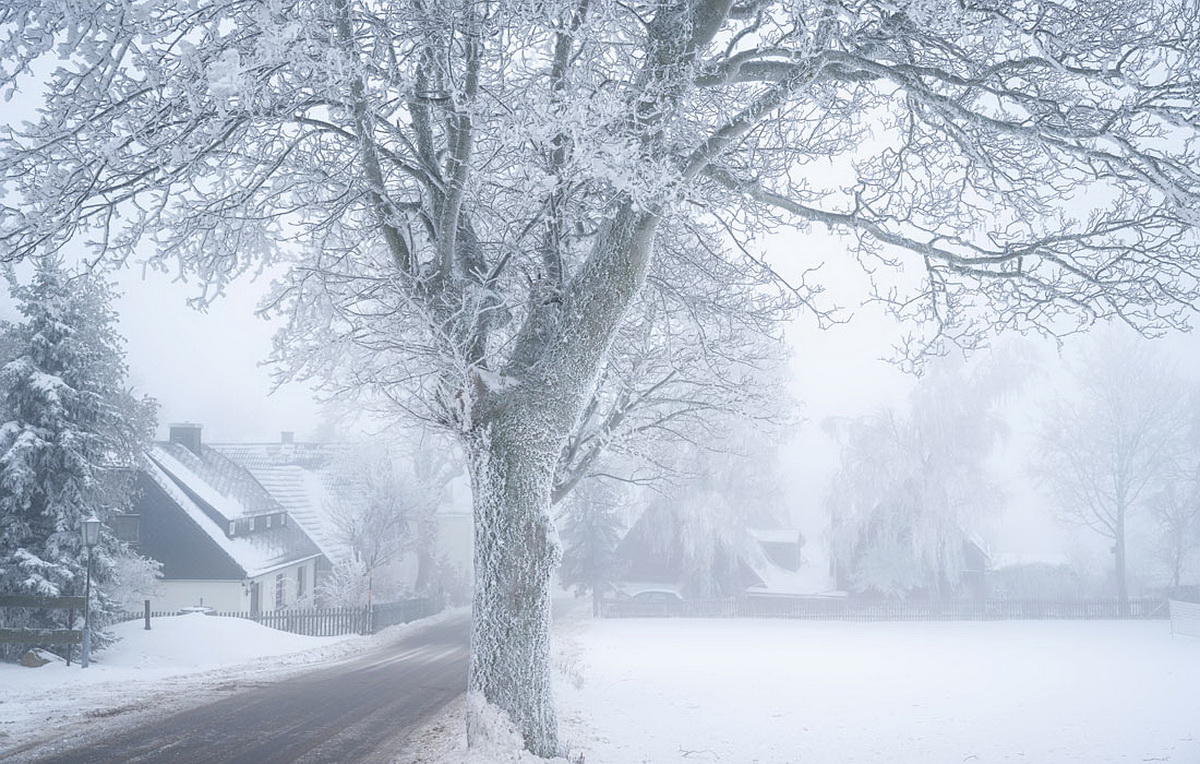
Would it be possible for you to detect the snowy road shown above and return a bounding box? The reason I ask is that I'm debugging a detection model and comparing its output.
[7,614,470,764]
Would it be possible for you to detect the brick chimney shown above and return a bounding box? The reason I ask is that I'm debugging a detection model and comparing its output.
[169,423,203,455]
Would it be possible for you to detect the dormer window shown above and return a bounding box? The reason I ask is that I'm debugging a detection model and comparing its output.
[111,514,140,545]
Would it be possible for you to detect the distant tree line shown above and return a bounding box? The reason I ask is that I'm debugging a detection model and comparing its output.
[826,332,1200,613]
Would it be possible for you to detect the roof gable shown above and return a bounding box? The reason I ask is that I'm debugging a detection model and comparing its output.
[132,470,246,580]
[210,442,357,565]
[142,447,324,578]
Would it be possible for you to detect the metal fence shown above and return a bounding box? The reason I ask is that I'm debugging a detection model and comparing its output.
[117,596,442,637]
[599,596,1170,621]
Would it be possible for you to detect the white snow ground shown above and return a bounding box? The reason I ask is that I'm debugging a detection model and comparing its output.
[550,617,1200,764]
[5,610,1197,763]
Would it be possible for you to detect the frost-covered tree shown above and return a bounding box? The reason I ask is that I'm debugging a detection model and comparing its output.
[0,262,157,660]
[1036,335,1192,613]
[4,0,1200,752]
[827,355,1017,598]
[324,438,449,605]
[325,445,413,606]
[558,480,624,615]
[552,288,794,504]
[1148,471,1200,589]
[406,434,463,594]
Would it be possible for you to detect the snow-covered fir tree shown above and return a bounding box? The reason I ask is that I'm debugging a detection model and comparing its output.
[0,260,157,661]
[558,481,625,615]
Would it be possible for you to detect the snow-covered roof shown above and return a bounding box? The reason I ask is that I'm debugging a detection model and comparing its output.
[748,528,803,546]
[209,442,356,566]
[745,562,839,597]
[613,581,684,598]
[740,528,833,597]
[990,552,1071,570]
[142,453,322,578]
[149,442,280,521]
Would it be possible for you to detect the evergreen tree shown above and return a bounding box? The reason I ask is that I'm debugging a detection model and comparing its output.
[0,261,156,660]
[558,482,624,616]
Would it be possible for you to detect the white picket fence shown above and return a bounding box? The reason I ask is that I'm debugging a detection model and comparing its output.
[1169,599,1200,637]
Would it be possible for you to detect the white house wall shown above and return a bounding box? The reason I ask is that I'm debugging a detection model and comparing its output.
[250,558,320,611]
[154,558,321,613]
[155,580,245,612]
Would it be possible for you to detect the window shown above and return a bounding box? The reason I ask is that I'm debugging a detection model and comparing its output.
[228,521,236,537]
[280,514,287,526]
[275,573,285,609]
[251,516,259,532]
[266,514,273,529]
[110,514,140,545]
[297,565,306,599]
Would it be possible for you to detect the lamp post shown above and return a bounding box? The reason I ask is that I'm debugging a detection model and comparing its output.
[80,515,102,669]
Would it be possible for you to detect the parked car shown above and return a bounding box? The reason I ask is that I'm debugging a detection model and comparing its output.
[630,589,684,603]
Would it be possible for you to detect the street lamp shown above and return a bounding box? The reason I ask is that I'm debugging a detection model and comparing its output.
[80,515,102,669]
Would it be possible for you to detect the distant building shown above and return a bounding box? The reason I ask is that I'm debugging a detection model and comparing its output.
[613,505,829,598]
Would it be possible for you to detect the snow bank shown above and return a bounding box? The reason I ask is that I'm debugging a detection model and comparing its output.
[395,694,572,764]
[0,613,360,753]
[555,618,1200,764]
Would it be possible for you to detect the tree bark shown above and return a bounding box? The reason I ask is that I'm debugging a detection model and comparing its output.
[465,392,568,758]
[462,205,659,756]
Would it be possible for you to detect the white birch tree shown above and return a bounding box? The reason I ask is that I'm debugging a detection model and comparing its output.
[3,0,1200,753]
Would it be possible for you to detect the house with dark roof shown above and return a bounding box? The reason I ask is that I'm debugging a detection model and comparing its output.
[211,435,476,593]
[209,436,357,569]
[130,424,328,613]
[612,505,825,598]
[124,424,476,612]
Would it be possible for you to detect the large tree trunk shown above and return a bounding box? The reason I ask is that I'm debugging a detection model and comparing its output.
[463,207,661,756]
[465,392,569,758]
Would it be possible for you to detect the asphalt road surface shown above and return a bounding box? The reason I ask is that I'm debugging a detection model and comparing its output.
[12,614,471,764]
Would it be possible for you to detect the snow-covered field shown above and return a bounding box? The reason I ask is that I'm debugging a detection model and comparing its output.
[551,617,1200,764]
[6,611,1198,763]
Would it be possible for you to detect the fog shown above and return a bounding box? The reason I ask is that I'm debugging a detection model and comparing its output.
[84,224,1200,602]
[3,3,1199,756]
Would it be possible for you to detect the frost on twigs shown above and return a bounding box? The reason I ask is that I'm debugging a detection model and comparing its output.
[4,0,1200,753]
